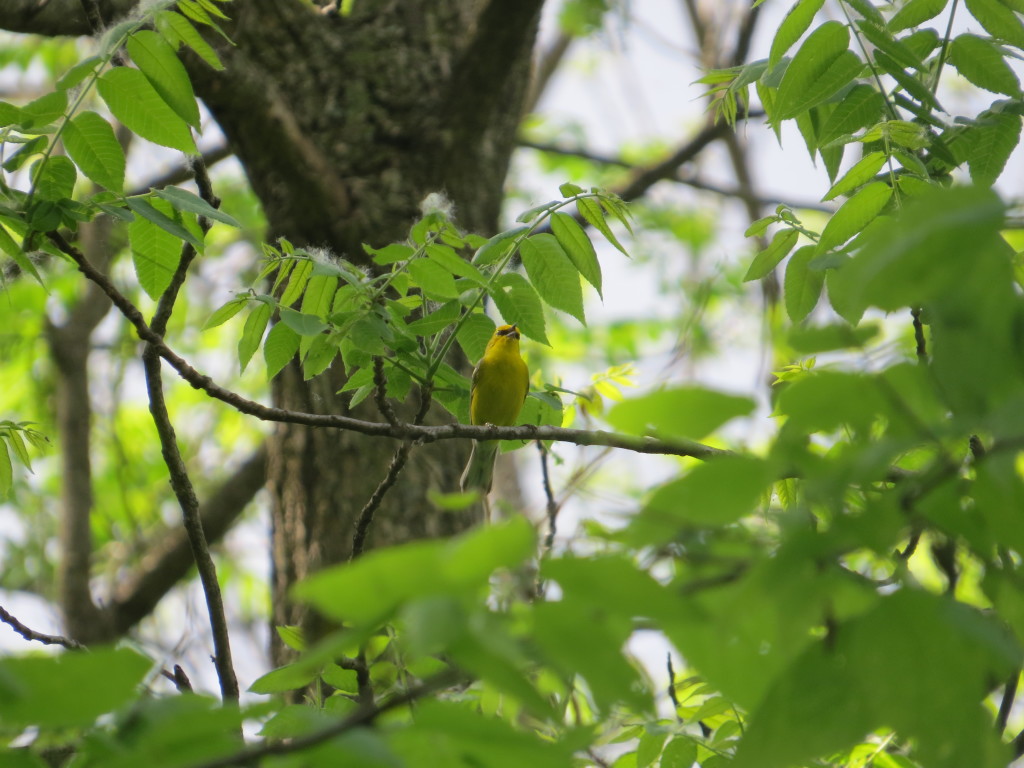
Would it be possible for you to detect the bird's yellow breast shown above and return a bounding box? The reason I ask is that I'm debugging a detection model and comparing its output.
[470,330,529,427]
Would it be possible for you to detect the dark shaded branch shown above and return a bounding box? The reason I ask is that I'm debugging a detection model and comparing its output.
[911,308,928,362]
[0,604,84,650]
[999,670,1020,732]
[188,669,467,768]
[520,137,830,212]
[616,119,734,202]
[0,0,136,36]
[110,445,267,635]
[45,216,115,643]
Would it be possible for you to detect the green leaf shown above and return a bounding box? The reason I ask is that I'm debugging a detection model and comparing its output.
[0,647,151,727]
[155,10,225,70]
[774,22,863,122]
[778,370,886,433]
[456,312,496,362]
[515,199,560,223]
[127,196,204,251]
[0,101,25,127]
[426,244,485,282]
[279,307,329,336]
[645,456,773,526]
[843,185,1004,312]
[743,228,799,281]
[0,222,43,286]
[19,90,67,129]
[890,0,949,31]
[365,242,414,265]
[965,112,1022,187]
[406,300,460,335]
[965,0,1024,48]
[769,0,827,67]
[152,186,241,227]
[817,84,886,148]
[533,597,649,713]
[950,34,1021,97]
[278,258,313,307]
[874,51,943,113]
[856,19,924,71]
[126,30,201,129]
[294,517,535,626]
[202,296,247,330]
[31,156,77,202]
[784,244,824,322]
[488,272,548,345]
[817,181,892,254]
[823,151,886,201]
[473,225,528,266]
[550,211,603,296]
[56,56,101,90]
[519,233,585,324]
[734,591,1017,768]
[62,111,125,192]
[607,387,755,440]
[129,201,182,299]
[788,322,880,353]
[408,258,459,299]
[661,738,699,768]
[239,300,272,373]
[577,196,628,256]
[249,661,318,694]
[97,67,197,153]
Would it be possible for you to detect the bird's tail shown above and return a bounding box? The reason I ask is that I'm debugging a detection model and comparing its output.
[460,441,499,494]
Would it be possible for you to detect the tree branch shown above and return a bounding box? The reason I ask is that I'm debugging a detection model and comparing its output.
[47,229,740,461]
[519,134,831,213]
[352,380,434,559]
[0,0,137,36]
[0,604,84,650]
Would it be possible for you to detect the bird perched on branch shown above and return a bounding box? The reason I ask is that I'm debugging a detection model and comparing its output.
[460,323,529,494]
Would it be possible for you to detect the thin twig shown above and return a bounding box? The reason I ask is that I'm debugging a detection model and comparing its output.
[187,669,466,768]
[161,664,195,693]
[351,382,434,559]
[998,670,1019,733]
[666,653,682,721]
[537,441,559,554]
[911,308,927,362]
[139,163,239,705]
[0,604,84,650]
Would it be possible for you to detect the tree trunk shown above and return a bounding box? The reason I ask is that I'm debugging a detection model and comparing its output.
[183,0,543,663]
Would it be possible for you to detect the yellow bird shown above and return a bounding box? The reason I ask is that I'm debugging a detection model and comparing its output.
[460,324,529,494]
